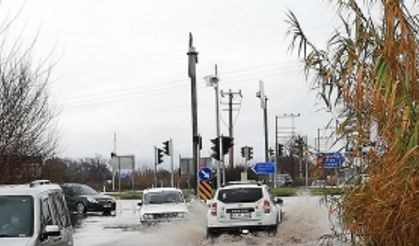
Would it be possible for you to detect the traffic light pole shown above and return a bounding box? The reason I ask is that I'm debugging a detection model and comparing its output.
[154,147,157,187]
[118,156,121,193]
[213,66,222,189]
[112,133,117,191]
[221,137,226,186]
[170,139,174,187]
[274,116,278,188]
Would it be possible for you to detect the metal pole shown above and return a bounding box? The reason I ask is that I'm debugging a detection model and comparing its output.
[264,98,269,162]
[317,128,321,152]
[304,135,308,188]
[178,155,181,188]
[221,134,226,186]
[274,116,278,188]
[112,133,116,191]
[187,33,199,194]
[132,156,135,191]
[154,147,157,187]
[214,66,221,189]
[118,156,121,193]
[170,138,174,187]
[228,89,234,168]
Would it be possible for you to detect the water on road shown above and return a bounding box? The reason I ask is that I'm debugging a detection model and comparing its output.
[73,196,342,246]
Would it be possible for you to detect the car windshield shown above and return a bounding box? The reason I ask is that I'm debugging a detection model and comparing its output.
[217,187,263,203]
[143,191,183,204]
[75,185,98,195]
[0,196,34,237]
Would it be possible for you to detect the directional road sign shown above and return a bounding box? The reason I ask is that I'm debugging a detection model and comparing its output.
[198,167,213,181]
[317,152,345,168]
[252,162,275,174]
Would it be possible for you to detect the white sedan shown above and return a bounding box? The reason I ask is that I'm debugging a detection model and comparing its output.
[138,187,188,224]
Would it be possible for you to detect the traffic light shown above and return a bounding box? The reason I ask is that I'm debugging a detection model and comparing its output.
[241,147,246,158]
[268,147,274,157]
[194,135,202,150]
[278,144,284,156]
[111,152,116,158]
[163,140,171,155]
[241,146,254,161]
[221,136,234,155]
[155,147,164,164]
[248,147,254,160]
[210,137,221,161]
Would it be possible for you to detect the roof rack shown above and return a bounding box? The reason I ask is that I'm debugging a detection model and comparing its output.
[30,180,52,187]
[223,180,262,187]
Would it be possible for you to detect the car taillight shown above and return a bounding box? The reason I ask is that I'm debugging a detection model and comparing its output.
[263,200,270,213]
[210,202,217,216]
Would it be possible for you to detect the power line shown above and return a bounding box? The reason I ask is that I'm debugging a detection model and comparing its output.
[59,62,301,105]
[51,27,331,76]
[50,26,333,81]
[63,68,303,110]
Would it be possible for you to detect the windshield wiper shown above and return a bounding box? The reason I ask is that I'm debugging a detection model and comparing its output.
[0,234,12,237]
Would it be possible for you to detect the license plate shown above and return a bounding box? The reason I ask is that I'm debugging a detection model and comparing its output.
[230,213,251,219]
[103,204,112,208]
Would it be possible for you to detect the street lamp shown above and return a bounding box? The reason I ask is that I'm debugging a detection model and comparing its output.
[205,67,223,188]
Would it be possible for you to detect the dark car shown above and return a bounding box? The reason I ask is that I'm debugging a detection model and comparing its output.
[61,183,116,215]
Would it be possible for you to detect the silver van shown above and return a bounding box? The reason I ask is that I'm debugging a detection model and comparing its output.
[0,180,73,246]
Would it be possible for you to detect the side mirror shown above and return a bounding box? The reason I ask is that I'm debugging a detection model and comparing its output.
[137,200,143,206]
[43,225,60,238]
[274,197,284,205]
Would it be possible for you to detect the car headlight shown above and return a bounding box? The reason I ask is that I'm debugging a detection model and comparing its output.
[86,197,98,203]
[176,212,185,218]
[143,214,154,219]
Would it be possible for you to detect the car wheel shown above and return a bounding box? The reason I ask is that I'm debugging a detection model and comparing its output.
[267,224,278,235]
[205,227,214,240]
[76,202,86,214]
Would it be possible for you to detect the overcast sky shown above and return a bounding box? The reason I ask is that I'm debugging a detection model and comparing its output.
[1,0,349,169]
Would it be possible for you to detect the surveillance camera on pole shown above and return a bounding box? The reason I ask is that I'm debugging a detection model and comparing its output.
[204,75,219,87]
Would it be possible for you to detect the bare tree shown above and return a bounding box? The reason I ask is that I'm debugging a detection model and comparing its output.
[0,15,59,184]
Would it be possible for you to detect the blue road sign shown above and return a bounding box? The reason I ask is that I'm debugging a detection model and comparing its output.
[119,172,130,179]
[252,162,275,174]
[198,167,213,181]
[317,152,345,168]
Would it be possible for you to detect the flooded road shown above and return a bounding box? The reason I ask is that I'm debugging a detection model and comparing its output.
[73,196,344,246]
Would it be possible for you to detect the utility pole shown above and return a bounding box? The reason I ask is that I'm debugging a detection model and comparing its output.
[170,139,174,187]
[154,146,158,187]
[257,81,272,185]
[205,65,222,188]
[276,113,301,180]
[256,81,269,162]
[187,33,199,194]
[263,98,269,162]
[304,135,308,188]
[275,116,279,187]
[277,113,301,137]
[317,128,321,152]
[112,133,117,191]
[221,89,242,169]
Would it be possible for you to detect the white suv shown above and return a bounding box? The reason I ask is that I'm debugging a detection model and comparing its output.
[206,181,283,238]
[0,180,73,246]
